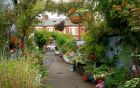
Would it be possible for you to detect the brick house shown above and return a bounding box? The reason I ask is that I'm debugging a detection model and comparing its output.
[35,18,84,40]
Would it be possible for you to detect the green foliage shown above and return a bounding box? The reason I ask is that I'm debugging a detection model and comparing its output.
[92,64,110,80]
[0,0,12,55]
[129,7,140,32]
[45,0,69,14]
[20,46,48,80]
[82,21,108,61]
[104,66,130,88]
[53,32,66,46]
[94,64,109,74]
[0,59,44,88]
[16,0,46,33]
[35,32,46,49]
[97,0,140,49]
[120,78,140,88]
[53,32,76,53]
[61,39,76,53]
[84,64,110,80]
[35,30,52,49]
[94,44,106,61]
[98,0,136,29]
[26,35,36,52]
[0,0,46,56]
[33,51,48,79]
[34,30,76,53]
[84,63,95,73]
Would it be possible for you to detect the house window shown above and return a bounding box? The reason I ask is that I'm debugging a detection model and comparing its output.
[47,27,54,32]
[63,29,66,34]
[49,28,53,32]
[70,27,78,35]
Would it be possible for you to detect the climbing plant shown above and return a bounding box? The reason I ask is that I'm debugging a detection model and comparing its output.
[97,0,140,48]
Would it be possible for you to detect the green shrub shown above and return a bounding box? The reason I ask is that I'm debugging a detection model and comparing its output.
[122,78,140,88]
[104,66,130,88]
[0,59,44,88]
[34,52,48,78]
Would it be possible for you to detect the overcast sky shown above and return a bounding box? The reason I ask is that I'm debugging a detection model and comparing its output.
[51,0,70,3]
[48,0,69,19]
[46,12,67,19]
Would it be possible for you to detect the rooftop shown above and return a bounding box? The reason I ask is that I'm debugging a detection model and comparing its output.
[36,18,79,27]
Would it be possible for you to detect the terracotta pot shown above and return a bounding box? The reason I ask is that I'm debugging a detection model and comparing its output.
[69,13,82,24]
[82,75,88,81]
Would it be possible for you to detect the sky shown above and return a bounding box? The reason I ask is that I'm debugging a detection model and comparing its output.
[47,0,70,19]
[3,0,14,9]
[46,12,67,19]
[51,0,70,3]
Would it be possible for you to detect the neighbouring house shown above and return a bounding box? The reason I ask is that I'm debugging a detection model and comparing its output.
[35,18,85,40]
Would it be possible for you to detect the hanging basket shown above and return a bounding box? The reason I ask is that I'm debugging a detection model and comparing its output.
[69,13,82,24]
[82,12,93,21]
[68,7,76,14]
[54,21,65,31]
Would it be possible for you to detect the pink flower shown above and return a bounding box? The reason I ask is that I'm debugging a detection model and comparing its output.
[96,82,104,88]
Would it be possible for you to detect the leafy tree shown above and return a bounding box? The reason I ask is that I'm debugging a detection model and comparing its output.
[0,0,46,56]
[97,0,140,47]
[15,0,46,34]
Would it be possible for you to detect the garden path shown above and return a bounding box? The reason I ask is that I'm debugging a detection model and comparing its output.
[42,51,93,88]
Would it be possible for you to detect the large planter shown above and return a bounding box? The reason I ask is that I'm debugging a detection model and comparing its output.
[69,13,82,24]
[82,72,94,82]
[82,74,88,81]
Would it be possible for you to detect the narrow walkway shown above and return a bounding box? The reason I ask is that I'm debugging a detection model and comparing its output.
[43,52,93,88]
